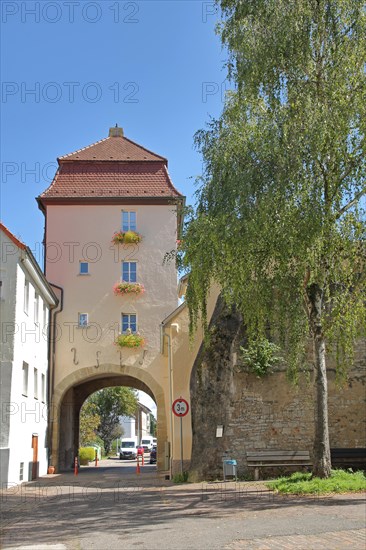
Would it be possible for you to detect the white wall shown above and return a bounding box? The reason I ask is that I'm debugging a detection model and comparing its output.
[1,232,52,487]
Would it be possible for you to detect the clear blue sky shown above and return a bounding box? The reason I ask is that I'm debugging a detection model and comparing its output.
[1,0,228,261]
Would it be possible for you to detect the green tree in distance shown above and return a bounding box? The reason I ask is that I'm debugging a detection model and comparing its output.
[79,400,100,447]
[83,387,138,454]
[182,0,365,478]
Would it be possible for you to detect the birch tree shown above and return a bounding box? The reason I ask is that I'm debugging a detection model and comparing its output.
[183,0,365,477]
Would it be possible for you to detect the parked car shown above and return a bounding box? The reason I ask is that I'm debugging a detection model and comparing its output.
[149,446,157,464]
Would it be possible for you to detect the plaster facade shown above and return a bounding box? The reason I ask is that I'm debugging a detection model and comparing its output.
[0,226,57,487]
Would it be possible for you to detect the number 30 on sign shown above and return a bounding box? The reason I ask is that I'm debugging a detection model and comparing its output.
[172,398,189,417]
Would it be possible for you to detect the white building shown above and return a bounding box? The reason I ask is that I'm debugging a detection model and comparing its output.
[120,402,152,441]
[0,223,58,487]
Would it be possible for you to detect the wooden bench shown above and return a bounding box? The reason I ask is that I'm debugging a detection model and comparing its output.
[331,448,366,470]
[246,450,312,480]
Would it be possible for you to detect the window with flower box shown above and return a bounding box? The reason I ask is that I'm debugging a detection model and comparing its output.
[122,211,136,232]
[122,261,137,283]
[122,313,137,333]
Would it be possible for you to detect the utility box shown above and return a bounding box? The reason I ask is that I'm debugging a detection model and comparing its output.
[223,459,237,481]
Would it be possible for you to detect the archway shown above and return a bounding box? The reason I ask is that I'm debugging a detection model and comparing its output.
[50,363,166,471]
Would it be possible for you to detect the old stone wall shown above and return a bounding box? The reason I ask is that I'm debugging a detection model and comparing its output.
[189,299,366,481]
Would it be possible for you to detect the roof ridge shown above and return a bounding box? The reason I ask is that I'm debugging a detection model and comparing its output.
[122,136,167,162]
[58,136,109,160]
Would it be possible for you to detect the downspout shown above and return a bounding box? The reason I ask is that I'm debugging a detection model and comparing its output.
[47,283,63,466]
[160,324,174,478]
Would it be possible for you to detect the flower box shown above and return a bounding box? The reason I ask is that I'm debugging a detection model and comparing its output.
[113,282,145,296]
[115,333,145,348]
[112,231,142,245]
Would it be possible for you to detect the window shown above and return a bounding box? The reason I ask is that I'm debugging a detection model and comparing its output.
[24,280,29,314]
[122,211,136,232]
[122,313,137,333]
[41,373,46,403]
[34,293,39,324]
[78,313,88,327]
[43,303,47,327]
[79,262,89,275]
[34,368,38,400]
[19,462,24,481]
[22,362,29,396]
[122,261,137,282]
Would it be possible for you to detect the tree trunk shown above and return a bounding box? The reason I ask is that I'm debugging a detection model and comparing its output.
[307,283,331,478]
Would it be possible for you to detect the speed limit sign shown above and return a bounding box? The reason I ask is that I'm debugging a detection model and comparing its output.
[172,397,189,417]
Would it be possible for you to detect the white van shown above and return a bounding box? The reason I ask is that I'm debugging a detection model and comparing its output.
[141,436,154,453]
[119,438,138,460]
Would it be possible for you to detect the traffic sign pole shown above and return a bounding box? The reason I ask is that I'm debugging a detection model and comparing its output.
[172,398,189,476]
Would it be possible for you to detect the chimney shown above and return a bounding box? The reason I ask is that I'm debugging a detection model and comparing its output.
[109,124,124,137]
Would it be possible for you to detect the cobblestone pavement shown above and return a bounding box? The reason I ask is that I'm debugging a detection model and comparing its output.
[1,460,365,549]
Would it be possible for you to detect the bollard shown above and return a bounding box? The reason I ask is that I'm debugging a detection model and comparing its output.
[136,456,140,475]
[74,456,78,476]
[95,449,98,467]
[141,453,144,466]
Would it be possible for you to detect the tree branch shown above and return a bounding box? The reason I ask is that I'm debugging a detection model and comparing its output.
[336,186,366,219]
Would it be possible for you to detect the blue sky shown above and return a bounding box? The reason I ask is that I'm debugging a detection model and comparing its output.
[1,0,228,261]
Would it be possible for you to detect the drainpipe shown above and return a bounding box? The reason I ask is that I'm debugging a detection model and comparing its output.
[161,324,174,478]
[47,283,63,466]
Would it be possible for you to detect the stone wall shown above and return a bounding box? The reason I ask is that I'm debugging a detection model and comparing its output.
[189,299,366,481]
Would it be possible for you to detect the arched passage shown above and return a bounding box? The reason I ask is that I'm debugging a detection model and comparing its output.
[50,363,166,471]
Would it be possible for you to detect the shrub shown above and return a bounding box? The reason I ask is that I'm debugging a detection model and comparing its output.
[79,447,97,465]
[240,337,282,377]
[173,471,189,483]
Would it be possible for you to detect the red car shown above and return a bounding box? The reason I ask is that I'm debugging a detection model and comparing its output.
[137,446,144,456]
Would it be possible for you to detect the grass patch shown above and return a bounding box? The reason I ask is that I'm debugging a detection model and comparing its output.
[173,471,189,483]
[266,469,366,495]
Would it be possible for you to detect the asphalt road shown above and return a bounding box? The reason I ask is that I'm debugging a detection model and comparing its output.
[1,459,365,550]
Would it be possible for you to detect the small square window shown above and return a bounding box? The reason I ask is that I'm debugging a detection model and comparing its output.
[79,262,89,275]
[78,313,88,327]
[122,313,137,333]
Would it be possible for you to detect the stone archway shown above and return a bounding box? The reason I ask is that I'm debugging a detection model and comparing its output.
[50,363,166,471]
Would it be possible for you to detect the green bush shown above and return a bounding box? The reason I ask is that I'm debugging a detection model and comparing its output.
[79,447,97,465]
[240,337,282,377]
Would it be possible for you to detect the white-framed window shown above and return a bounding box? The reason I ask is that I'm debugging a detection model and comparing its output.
[22,362,29,396]
[122,211,136,232]
[78,313,88,327]
[43,303,47,327]
[122,313,137,333]
[122,261,137,282]
[34,368,38,400]
[24,280,29,314]
[34,293,39,324]
[41,373,46,403]
[79,262,89,275]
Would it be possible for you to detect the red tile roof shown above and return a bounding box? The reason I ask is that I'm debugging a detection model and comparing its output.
[39,162,182,199]
[38,130,184,205]
[59,135,167,163]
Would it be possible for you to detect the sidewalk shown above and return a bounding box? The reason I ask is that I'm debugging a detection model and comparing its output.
[1,461,365,549]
